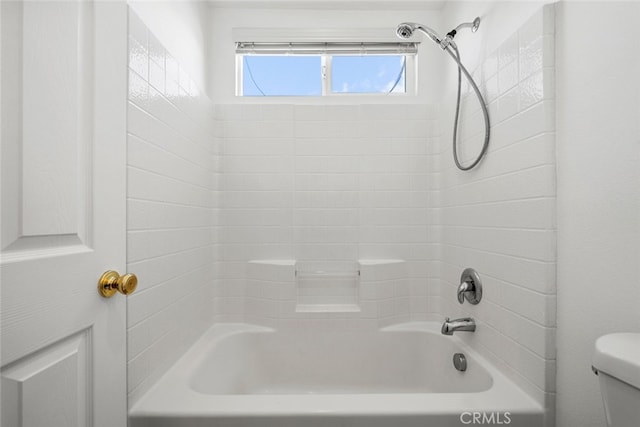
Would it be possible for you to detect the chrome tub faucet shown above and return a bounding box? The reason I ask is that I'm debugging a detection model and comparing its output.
[457,268,482,305]
[441,317,476,335]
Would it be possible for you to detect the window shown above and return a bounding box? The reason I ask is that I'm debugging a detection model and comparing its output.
[236,42,417,97]
[242,56,322,96]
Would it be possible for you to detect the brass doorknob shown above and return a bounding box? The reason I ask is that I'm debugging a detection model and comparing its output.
[98,270,138,298]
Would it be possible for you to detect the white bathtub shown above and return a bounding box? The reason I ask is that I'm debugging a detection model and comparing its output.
[130,322,544,427]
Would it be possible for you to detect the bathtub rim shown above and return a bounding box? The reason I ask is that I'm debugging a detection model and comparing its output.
[129,321,543,419]
[188,320,496,395]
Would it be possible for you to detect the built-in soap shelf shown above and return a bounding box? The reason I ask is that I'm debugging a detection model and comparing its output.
[246,259,409,318]
[295,270,360,313]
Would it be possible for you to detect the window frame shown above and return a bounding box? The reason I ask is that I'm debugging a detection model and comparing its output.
[235,42,417,97]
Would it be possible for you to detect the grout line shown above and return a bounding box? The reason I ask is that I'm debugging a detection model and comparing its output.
[127,165,216,192]
[439,195,555,210]
[127,126,214,174]
[127,242,213,264]
[127,196,215,210]
[440,241,556,263]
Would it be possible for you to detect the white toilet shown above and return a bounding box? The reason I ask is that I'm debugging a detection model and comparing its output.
[593,333,640,427]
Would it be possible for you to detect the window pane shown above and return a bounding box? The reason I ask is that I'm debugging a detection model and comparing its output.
[243,56,322,96]
[331,55,406,94]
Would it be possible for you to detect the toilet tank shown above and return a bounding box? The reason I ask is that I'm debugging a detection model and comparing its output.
[593,333,640,427]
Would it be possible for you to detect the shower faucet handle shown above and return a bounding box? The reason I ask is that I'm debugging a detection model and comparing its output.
[457,268,482,305]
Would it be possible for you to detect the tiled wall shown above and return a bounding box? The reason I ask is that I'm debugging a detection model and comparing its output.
[123,4,556,418]
[215,104,439,326]
[433,6,556,414]
[125,11,219,405]
[243,259,411,329]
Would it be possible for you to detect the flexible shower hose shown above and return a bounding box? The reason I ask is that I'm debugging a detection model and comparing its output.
[446,44,491,171]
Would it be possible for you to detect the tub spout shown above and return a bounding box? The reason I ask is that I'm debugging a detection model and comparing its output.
[441,317,476,335]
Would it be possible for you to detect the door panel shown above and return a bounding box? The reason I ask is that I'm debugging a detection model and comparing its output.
[1,1,128,426]
[2,1,92,253]
[2,330,91,427]
[19,1,91,238]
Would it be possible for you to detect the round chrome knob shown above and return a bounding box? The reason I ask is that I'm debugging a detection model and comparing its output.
[98,270,138,298]
[453,353,467,372]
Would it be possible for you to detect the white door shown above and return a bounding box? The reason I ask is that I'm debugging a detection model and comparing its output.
[1,1,128,426]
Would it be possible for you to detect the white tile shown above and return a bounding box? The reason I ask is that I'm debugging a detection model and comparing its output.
[127,199,212,230]
[294,105,327,121]
[441,197,556,230]
[359,260,407,281]
[129,70,150,110]
[498,33,519,69]
[519,71,544,111]
[148,33,165,69]
[519,36,543,81]
[128,36,148,81]
[326,105,359,121]
[491,100,555,147]
[497,86,520,123]
[178,65,190,91]
[501,310,555,358]
[165,53,179,86]
[126,17,217,403]
[247,260,296,282]
[442,244,556,295]
[148,58,165,94]
[498,59,519,94]
[127,134,212,188]
[542,67,555,100]
[483,51,499,79]
[542,35,555,68]
[127,267,209,326]
[542,4,556,35]
[502,284,556,327]
[127,11,148,51]
[518,9,543,51]
[128,167,214,208]
[261,105,294,121]
[484,73,499,103]
[222,190,292,208]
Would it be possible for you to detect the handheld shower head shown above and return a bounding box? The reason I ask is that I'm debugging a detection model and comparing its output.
[396,22,442,45]
[392,18,490,171]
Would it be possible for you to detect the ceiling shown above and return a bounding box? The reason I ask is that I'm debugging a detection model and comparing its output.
[207,0,447,10]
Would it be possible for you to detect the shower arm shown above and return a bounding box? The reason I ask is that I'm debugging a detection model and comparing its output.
[439,18,481,50]
[396,18,490,170]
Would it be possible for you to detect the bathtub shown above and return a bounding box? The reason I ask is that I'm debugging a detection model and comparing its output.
[129,322,544,427]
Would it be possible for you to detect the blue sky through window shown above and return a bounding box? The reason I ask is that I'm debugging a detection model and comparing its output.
[243,56,322,96]
[332,55,405,94]
[242,54,405,96]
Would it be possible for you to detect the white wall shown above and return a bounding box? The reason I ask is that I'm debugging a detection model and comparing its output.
[210,2,445,326]
[212,3,559,419]
[215,103,438,327]
[123,3,640,426]
[555,2,640,427]
[440,1,548,91]
[209,5,443,103]
[125,10,219,406]
[437,2,556,418]
[129,0,211,96]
